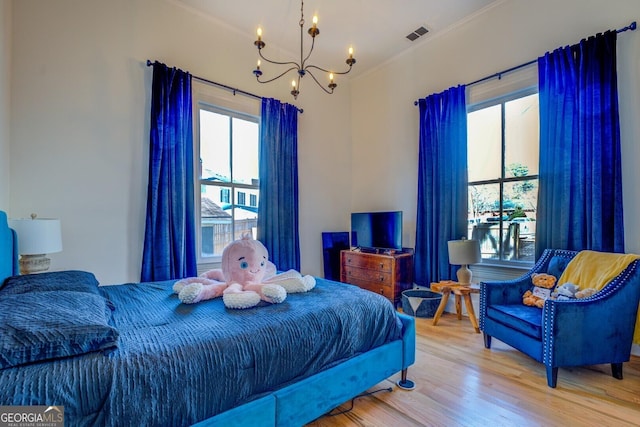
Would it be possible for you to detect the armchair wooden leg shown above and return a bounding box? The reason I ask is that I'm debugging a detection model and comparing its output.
[546,366,558,388]
[611,363,623,380]
[483,333,492,349]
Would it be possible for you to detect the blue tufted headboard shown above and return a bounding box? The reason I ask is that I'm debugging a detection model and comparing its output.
[0,210,19,282]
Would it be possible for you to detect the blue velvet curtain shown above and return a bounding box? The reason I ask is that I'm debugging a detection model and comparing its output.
[141,62,197,281]
[536,30,624,257]
[415,85,468,285]
[257,98,300,271]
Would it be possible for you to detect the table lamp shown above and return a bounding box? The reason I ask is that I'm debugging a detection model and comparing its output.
[10,214,63,274]
[447,237,481,285]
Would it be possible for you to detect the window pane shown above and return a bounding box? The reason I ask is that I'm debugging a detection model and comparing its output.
[200,110,230,182]
[505,180,537,262]
[468,184,504,259]
[505,94,539,177]
[200,184,233,257]
[468,105,502,182]
[469,183,500,260]
[468,183,499,224]
[504,179,537,217]
[232,206,258,240]
[232,118,259,185]
[468,181,537,263]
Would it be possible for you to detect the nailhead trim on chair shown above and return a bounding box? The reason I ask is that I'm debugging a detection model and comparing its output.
[541,250,576,368]
[542,299,555,367]
[479,283,486,331]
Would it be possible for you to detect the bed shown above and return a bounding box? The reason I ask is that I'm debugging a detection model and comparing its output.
[0,211,415,426]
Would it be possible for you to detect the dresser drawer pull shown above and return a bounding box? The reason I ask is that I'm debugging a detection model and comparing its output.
[379,289,385,295]
[379,263,384,269]
[379,276,385,282]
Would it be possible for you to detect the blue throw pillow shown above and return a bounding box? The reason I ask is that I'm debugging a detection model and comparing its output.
[1,270,100,295]
[547,256,572,279]
[0,290,118,369]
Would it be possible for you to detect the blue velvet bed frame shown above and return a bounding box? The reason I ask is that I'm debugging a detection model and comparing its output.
[0,211,415,426]
[201,318,415,427]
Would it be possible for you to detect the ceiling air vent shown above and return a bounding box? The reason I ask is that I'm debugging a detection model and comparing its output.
[406,26,429,41]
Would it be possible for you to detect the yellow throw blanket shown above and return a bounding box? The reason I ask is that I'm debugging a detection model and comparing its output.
[558,250,640,344]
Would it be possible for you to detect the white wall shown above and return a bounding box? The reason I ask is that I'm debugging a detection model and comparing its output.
[9,0,351,284]
[0,0,10,211]
[350,0,640,265]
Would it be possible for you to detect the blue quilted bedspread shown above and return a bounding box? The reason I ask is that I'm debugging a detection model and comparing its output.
[0,277,402,426]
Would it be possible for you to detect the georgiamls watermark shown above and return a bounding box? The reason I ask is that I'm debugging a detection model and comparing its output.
[0,406,64,427]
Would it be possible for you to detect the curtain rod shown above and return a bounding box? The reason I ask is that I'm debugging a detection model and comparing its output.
[146,60,303,114]
[413,20,637,106]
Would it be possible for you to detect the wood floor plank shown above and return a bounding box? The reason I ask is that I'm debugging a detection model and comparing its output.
[307,312,640,427]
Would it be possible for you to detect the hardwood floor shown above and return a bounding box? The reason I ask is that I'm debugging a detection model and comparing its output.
[307,312,640,427]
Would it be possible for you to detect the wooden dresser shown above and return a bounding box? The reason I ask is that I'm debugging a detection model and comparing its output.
[340,250,414,307]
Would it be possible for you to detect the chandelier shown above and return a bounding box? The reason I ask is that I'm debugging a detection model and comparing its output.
[252,0,356,99]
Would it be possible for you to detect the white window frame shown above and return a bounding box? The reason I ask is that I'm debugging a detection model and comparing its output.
[192,81,261,268]
[466,63,539,267]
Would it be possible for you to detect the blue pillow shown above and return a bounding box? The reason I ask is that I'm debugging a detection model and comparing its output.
[547,255,572,279]
[1,270,100,295]
[0,290,118,369]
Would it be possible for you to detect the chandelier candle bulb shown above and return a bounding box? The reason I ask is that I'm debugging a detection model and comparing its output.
[328,73,337,90]
[254,27,265,49]
[308,14,319,37]
[346,47,356,66]
[291,79,300,98]
[253,59,263,77]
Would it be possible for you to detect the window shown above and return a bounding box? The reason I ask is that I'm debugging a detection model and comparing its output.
[220,188,230,203]
[467,89,539,264]
[196,104,260,260]
[237,191,246,206]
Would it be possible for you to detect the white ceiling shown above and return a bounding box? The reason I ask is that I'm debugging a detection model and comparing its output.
[174,0,500,79]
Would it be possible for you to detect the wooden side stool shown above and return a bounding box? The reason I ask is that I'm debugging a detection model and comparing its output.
[430,281,480,333]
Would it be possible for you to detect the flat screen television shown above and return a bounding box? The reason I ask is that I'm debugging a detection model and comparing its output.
[350,211,403,252]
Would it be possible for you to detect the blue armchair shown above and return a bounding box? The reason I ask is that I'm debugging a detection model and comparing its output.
[479,249,640,388]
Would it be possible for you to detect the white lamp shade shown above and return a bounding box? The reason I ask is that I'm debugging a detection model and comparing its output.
[448,239,481,266]
[10,218,63,255]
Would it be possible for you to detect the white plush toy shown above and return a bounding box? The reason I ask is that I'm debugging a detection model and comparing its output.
[550,282,579,301]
